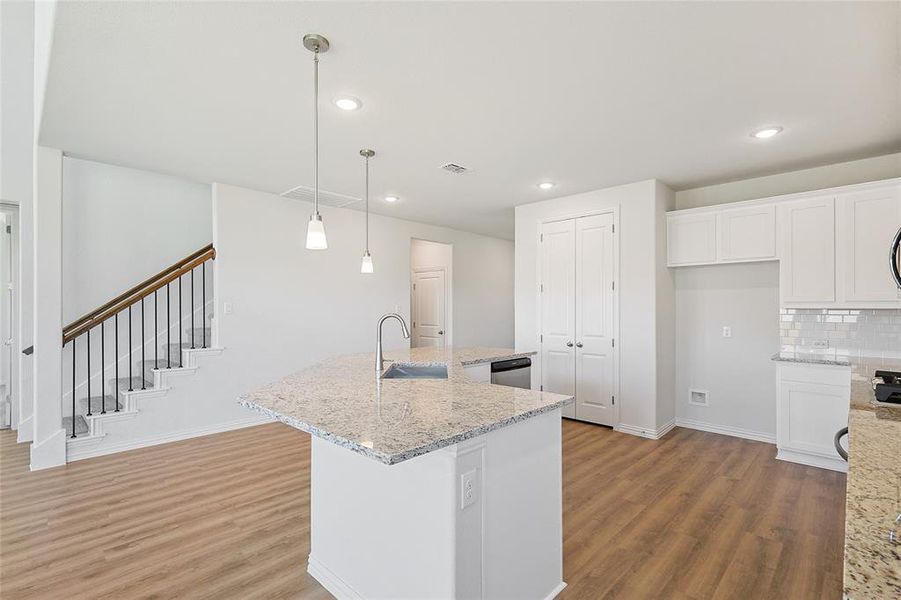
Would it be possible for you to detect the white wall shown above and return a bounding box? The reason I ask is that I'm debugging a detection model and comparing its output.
[674,262,780,441]
[209,183,513,400]
[674,152,901,209]
[62,157,212,322]
[515,179,675,435]
[410,238,453,346]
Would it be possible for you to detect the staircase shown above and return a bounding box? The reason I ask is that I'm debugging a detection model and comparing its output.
[59,245,226,459]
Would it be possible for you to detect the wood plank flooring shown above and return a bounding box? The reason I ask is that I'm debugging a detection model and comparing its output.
[0,420,845,599]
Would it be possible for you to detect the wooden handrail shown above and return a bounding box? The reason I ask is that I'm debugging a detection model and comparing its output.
[61,244,215,345]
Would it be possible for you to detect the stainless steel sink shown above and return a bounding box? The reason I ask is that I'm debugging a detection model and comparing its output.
[381,363,448,380]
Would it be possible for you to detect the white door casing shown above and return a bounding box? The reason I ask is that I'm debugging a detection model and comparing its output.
[539,219,576,419]
[412,268,447,349]
[574,213,616,426]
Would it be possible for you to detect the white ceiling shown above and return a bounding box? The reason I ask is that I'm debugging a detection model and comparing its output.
[42,1,901,239]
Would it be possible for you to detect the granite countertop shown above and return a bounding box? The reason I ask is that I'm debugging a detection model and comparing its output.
[239,347,571,465]
[770,350,853,367]
[844,356,901,600]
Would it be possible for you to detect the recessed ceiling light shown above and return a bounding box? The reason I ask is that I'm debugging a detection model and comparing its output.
[384,195,399,203]
[334,95,362,111]
[537,181,556,190]
[751,126,783,139]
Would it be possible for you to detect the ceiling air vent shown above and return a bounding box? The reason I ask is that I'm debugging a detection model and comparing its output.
[440,163,469,174]
[280,184,361,209]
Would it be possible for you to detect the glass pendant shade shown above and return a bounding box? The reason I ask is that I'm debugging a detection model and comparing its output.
[305,214,328,250]
[361,251,374,274]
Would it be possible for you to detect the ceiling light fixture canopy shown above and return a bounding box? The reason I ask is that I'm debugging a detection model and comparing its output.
[537,181,556,190]
[360,149,375,274]
[384,195,399,203]
[304,33,330,250]
[335,95,362,111]
[751,126,783,139]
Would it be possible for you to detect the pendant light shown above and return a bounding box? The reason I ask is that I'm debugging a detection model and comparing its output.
[360,149,375,273]
[303,33,329,250]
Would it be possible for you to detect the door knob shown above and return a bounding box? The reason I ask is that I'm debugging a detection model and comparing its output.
[566,341,574,347]
[576,342,583,348]
[438,330,444,335]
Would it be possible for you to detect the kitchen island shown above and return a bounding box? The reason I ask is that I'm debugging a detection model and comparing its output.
[239,347,573,600]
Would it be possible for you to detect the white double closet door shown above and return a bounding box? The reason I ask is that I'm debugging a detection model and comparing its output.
[540,213,616,426]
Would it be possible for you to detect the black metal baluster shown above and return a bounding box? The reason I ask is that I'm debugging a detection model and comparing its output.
[167,283,171,369]
[178,275,183,367]
[86,328,92,416]
[202,262,207,348]
[128,305,133,391]
[115,312,119,410]
[191,268,195,349]
[71,338,76,438]
[154,290,158,369]
[141,297,146,389]
[101,321,106,414]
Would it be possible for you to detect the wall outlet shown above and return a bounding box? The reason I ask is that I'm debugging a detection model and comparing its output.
[722,326,732,338]
[461,469,478,509]
[223,302,233,315]
[812,339,829,349]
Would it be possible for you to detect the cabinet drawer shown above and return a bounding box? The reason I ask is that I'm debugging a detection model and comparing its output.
[777,363,851,387]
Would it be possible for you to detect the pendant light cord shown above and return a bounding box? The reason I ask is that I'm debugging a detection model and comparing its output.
[313,48,320,217]
[365,155,370,252]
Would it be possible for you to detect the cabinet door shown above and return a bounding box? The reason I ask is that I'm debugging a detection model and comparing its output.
[540,219,575,418]
[667,212,716,266]
[777,380,849,460]
[839,185,901,304]
[780,196,836,304]
[574,214,616,426]
[717,204,776,262]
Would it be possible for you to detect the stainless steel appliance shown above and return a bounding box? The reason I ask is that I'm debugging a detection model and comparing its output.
[490,357,532,389]
[892,226,901,288]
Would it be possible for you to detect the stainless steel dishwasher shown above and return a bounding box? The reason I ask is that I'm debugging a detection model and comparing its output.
[490,357,532,389]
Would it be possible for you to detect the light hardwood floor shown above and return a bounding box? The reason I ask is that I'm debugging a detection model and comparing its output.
[0,420,845,599]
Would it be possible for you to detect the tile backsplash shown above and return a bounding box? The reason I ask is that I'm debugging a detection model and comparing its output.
[779,308,901,359]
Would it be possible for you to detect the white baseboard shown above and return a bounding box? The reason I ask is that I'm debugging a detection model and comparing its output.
[675,418,776,445]
[776,448,847,473]
[544,581,567,600]
[616,419,675,440]
[307,555,363,600]
[66,415,268,462]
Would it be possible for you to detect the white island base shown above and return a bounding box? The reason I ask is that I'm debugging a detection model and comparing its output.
[307,409,565,600]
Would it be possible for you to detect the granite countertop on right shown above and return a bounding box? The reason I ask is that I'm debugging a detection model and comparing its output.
[843,355,901,600]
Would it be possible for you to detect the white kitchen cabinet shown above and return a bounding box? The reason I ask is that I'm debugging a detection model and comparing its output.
[776,363,850,472]
[839,185,901,304]
[666,212,717,266]
[779,195,836,305]
[462,362,490,384]
[716,204,776,262]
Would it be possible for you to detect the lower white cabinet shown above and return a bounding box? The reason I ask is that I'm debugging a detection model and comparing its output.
[462,363,490,384]
[776,363,850,472]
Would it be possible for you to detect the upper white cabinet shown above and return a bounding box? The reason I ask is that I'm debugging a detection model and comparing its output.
[667,178,901,308]
[779,196,836,304]
[666,213,717,266]
[717,204,776,262]
[840,185,901,304]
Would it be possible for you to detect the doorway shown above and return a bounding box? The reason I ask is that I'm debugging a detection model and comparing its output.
[410,239,452,349]
[0,204,19,429]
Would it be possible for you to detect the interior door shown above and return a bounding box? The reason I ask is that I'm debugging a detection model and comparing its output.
[574,213,616,426]
[412,269,446,349]
[540,219,576,418]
